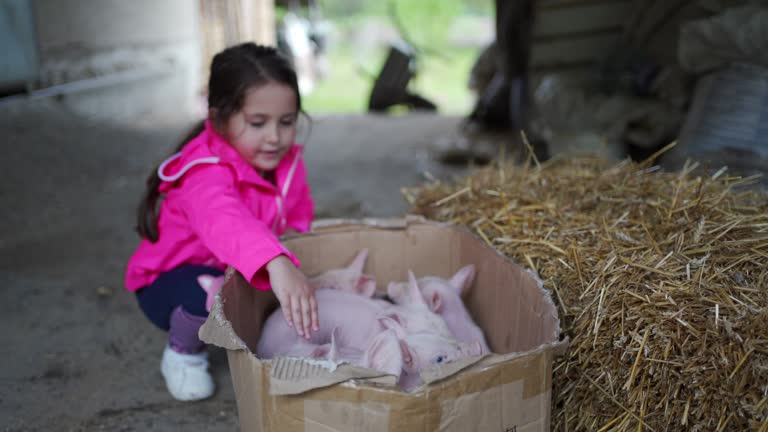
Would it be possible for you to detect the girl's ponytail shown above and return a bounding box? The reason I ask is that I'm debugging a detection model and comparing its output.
[136,120,206,242]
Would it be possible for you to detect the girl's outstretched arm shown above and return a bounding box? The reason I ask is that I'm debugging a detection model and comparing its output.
[266,255,319,339]
[178,166,300,284]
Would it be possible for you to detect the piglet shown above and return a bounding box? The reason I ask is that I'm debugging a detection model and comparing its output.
[377,271,453,338]
[387,265,492,354]
[308,249,377,297]
[257,288,452,360]
[275,323,408,383]
[359,328,405,378]
[258,289,481,387]
[286,326,406,379]
[257,289,386,359]
[283,327,363,365]
[364,316,480,387]
[379,314,483,391]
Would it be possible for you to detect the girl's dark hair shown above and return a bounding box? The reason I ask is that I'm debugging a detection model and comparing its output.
[136,43,302,242]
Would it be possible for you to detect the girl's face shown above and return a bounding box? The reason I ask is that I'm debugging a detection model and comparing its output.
[223,82,298,175]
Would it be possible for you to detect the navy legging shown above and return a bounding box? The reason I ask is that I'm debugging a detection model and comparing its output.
[135,264,224,331]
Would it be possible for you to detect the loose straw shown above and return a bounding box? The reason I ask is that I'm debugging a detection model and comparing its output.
[406,155,768,430]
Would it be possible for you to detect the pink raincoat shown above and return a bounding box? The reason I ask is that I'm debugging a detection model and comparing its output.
[125,120,314,292]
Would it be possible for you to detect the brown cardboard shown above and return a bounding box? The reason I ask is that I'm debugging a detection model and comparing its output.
[268,357,399,395]
[200,217,567,431]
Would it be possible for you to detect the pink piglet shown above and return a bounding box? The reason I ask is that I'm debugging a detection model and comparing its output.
[308,249,377,297]
[387,265,491,354]
[197,274,226,312]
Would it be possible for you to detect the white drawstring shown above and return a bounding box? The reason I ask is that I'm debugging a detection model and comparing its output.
[157,152,220,182]
[282,147,302,197]
[273,147,303,233]
[272,147,302,232]
[272,195,285,233]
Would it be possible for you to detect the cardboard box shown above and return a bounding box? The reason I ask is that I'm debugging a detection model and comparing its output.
[200,217,566,432]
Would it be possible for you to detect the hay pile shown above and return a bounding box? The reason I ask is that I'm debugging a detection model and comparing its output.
[404,154,768,431]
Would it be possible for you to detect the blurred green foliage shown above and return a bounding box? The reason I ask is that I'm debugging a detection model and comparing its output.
[317,0,492,17]
[303,45,479,114]
[301,0,492,114]
[389,0,462,49]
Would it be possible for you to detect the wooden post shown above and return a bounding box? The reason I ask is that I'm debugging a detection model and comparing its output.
[467,0,535,132]
[198,0,276,90]
[493,0,534,131]
[241,0,276,46]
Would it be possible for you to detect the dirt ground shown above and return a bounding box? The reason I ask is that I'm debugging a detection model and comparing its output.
[0,99,474,431]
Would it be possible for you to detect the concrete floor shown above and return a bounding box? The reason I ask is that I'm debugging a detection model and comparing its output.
[0,99,471,431]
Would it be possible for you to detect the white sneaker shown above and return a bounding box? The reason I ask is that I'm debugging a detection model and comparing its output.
[160,345,215,401]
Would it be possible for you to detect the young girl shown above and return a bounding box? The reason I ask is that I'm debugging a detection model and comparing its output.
[125,43,319,402]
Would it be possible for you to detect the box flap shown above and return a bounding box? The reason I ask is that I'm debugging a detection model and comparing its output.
[268,357,398,395]
[525,268,562,343]
[305,214,437,233]
[418,354,488,385]
[416,336,568,391]
[199,269,249,351]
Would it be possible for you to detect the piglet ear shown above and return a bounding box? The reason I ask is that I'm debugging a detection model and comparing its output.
[197,275,224,312]
[327,327,341,361]
[197,275,215,291]
[346,249,369,276]
[471,341,483,356]
[450,265,476,295]
[428,291,443,313]
[407,270,428,307]
[198,275,224,292]
[398,340,415,371]
[378,314,406,339]
[357,274,377,298]
[309,344,331,360]
[362,329,403,378]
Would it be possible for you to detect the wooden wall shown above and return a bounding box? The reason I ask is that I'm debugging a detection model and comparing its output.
[532,0,632,74]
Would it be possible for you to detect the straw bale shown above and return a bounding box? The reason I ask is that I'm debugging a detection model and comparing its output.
[405,155,768,431]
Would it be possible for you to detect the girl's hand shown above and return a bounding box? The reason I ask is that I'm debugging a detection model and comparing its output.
[266,255,319,339]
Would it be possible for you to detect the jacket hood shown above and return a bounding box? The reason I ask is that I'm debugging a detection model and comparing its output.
[157,120,303,193]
